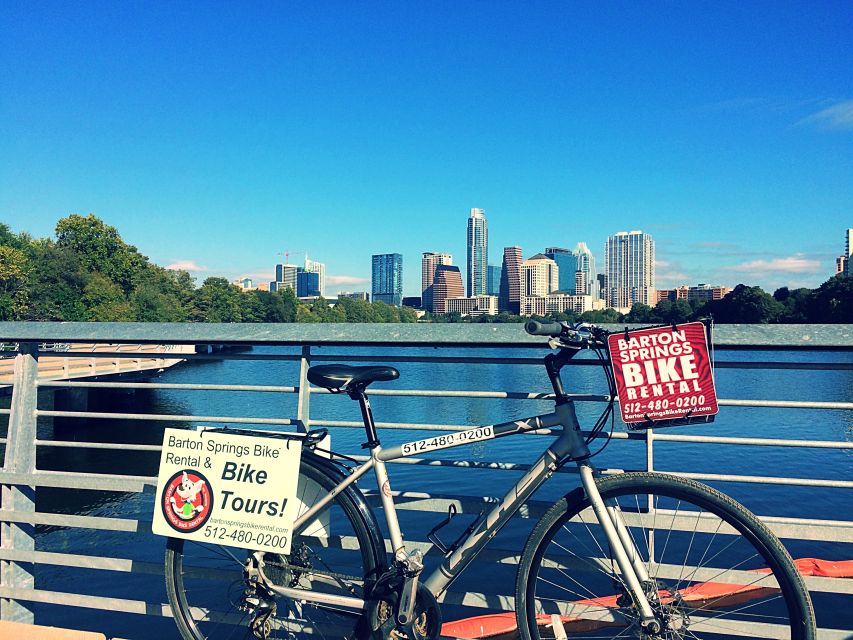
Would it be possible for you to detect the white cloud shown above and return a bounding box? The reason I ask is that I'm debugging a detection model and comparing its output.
[166,260,208,272]
[722,254,821,275]
[797,100,853,131]
[327,275,369,286]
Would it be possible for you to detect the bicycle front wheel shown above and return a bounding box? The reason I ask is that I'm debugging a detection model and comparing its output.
[165,452,385,640]
[516,472,815,639]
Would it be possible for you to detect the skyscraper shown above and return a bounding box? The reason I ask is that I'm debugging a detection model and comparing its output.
[845,228,853,277]
[522,254,560,297]
[304,255,326,297]
[432,265,464,314]
[422,252,452,312]
[573,242,597,298]
[372,253,403,306]
[545,247,578,293]
[274,264,299,293]
[499,246,523,314]
[467,208,488,297]
[487,264,502,296]
[297,270,321,297]
[605,231,655,309]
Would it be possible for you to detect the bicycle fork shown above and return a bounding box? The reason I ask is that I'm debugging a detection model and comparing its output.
[577,463,661,633]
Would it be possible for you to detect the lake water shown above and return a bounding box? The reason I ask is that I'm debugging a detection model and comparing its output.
[5,345,852,638]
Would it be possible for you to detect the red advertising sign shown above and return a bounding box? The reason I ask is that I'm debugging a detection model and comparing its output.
[608,322,718,425]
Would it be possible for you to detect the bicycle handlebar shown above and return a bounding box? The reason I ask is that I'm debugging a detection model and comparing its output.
[524,320,566,337]
[525,321,609,348]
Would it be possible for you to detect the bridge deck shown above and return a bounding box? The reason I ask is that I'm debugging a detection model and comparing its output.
[0,343,191,389]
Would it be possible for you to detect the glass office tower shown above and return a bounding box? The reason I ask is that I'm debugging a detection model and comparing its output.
[467,208,488,297]
[372,253,404,306]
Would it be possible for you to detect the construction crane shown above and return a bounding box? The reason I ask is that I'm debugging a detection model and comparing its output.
[276,250,306,265]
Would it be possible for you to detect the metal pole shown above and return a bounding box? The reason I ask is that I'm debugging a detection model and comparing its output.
[1,342,38,623]
[296,346,311,433]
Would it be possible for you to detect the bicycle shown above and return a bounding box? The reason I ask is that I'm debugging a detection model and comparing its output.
[164,321,816,639]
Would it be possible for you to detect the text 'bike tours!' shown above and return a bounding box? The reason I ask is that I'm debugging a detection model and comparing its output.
[152,428,304,554]
[607,321,719,426]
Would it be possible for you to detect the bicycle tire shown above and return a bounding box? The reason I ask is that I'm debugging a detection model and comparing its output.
[515,472,815,639]
[165,451,385,640]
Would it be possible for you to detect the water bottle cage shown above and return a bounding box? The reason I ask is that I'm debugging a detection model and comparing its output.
[426,504,485,556]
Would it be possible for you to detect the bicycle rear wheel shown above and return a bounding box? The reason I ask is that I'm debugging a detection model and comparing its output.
[516,472,815,639]
[165,452,385,640]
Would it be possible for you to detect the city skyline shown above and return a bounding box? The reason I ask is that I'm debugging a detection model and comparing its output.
[2,4,851,295]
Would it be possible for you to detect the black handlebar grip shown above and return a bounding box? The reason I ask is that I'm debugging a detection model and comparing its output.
[525,320,565,337]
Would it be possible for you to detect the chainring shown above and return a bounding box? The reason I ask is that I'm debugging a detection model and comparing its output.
[365,573,442,640]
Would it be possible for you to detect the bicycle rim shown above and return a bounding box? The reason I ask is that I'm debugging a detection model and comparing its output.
[165,457,382,640]
[517,472,814,639]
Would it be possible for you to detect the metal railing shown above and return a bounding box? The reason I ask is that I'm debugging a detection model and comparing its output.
[0,322,851,639]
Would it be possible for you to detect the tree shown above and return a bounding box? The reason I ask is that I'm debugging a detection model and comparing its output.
[774,287,811,323]
[311,297,345,322]
[581,308,624,323]
[0,245,31,320]
[194,278,243,322]
[371,301,400,323]
[702,285,784,323]
[296,304,320,322]
[83,273,134,321]
[625,303,654,323]
[23,241,89,321]
[55,213,147,293]
[399,306,418,323]
[808,276,853,323]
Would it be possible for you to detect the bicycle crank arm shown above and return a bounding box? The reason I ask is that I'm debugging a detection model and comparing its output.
[396,573,418,626]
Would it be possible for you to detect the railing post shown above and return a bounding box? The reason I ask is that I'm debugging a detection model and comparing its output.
[296,346,312,433]
[1,342,38,624]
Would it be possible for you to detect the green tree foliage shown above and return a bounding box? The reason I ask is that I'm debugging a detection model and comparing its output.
[0,245,31,319]
[23,241,89,321]
[699,284,785,323]
[807,275,853,323]
[83,273,134,321]
[55,214,148,293]
[194,278,243,322]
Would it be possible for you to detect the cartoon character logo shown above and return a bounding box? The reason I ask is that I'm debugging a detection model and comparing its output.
[161,469,213,533]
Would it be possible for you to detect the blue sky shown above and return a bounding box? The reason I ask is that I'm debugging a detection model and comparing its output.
[2,1,851,296]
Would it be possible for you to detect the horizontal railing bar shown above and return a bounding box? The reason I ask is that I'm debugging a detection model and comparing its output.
[667,471,853,489]
[0,510,143,532]
[35,440,163,452]
[0,470,155,492]
[19,347,853,370]
[36,380,299,392]
[2,321,851,348]
[35,409,298,426]
[0,587,170,617]
[35,350,302,361]
[653,433,853,449]
[0,548,163,575]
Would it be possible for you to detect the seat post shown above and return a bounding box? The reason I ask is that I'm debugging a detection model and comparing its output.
[349,386,380,449]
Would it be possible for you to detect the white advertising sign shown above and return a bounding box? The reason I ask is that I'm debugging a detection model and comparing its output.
[152,428,302,554]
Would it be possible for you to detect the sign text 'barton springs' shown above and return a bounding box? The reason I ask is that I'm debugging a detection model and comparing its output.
[608,322,718,423]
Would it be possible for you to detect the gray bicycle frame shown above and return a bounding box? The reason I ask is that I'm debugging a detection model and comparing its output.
[258,399,658,624]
